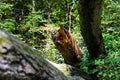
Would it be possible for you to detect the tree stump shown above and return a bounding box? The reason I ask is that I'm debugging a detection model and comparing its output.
[52,26,83,66]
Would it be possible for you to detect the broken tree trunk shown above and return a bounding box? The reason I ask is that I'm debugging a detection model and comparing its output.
[52,26,82,66]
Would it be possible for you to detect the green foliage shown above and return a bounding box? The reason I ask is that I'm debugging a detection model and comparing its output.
[0,2,14,33]
[97,52,120,79]
[104,34,120,52]
[95,1,120,78]
[19,12,44,30]
[0,0,120,79]
[80,33,120,79]
[101,0,120,32]
[0,19,15,32]
[0,2,13,18]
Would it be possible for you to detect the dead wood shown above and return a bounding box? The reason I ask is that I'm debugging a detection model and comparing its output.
[52,26,83,66]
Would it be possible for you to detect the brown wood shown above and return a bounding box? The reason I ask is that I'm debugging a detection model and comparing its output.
[78,0,107,59]
[52,26,82,66]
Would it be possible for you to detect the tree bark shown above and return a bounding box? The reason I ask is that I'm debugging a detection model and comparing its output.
[52,26,82,66]
[46,0,51,22]
[78,0,107,59]
[65,0,72,30]
[0,28,91,80]
[0,28,67,80]
[32,0,35,13]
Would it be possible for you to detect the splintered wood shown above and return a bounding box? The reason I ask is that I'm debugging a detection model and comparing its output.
[52,26,82,66]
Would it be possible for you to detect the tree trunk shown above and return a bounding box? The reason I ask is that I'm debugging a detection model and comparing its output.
[32,0,36,27]
[65,0,72,30]
[78,0,107,59]
[46,0,51,22]
[13,1,29,27]
[0,28,91,80]
[32,0,35,13]
[52,26,82,66]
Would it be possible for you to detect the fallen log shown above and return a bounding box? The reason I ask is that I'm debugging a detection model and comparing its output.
[0,28,92,80]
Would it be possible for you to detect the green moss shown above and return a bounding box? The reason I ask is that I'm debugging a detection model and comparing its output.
[0,34,12,53]
[58,64,70,76]
[48,61,71,76]
[0,35,9,45]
